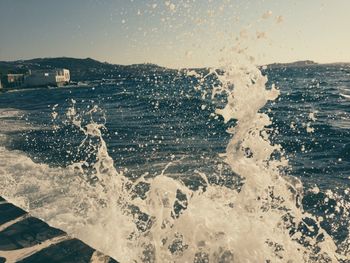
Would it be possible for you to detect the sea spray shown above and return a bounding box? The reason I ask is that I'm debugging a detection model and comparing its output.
[0,61,347,262]
[198,59,342,261]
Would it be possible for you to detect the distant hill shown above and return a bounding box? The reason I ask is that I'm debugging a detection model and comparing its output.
[266,60,318,68]
[0,57,173,81]
[1,57,348,83]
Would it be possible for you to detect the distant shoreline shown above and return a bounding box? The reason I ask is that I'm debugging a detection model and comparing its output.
[1,57,349,91]
[1,57,349,75]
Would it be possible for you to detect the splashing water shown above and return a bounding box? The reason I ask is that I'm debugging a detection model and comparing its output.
[1,59,349,262]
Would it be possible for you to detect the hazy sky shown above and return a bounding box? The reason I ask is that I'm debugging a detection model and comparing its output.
[0,0,349,68]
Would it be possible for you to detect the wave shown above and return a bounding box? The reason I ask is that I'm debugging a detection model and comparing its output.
[0,108,44,133]
[0,61,349,262]
[340,93,350,99]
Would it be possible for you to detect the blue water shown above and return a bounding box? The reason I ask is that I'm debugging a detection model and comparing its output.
[1,65,349,186]
[266,65,350,188]
[0,64,350,258]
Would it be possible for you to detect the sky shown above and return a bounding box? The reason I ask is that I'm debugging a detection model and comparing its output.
[0,0,349,68]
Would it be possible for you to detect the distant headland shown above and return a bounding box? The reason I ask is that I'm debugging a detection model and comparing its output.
[266,60,317,68]
[0,57,177,90]
[0,57,171,82]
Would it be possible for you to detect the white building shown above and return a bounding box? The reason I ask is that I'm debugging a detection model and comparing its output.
[24,69,70,87]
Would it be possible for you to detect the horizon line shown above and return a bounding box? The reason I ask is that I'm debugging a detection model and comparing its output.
[1,56,350,70]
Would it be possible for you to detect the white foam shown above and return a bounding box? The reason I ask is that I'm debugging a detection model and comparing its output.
[0,108,43,133]
[0,55,348,263]
[340,93,350,99]
[0,59,346,262]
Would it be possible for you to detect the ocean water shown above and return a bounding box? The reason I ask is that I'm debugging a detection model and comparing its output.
[0,63,350,262]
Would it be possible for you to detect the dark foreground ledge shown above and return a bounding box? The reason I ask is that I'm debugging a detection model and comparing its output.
[0,196,118,263]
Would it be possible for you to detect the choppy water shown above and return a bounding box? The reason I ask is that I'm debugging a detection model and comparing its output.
[0,63,350,262]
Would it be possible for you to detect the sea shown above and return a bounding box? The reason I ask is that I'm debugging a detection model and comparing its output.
[0,63,349,262]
